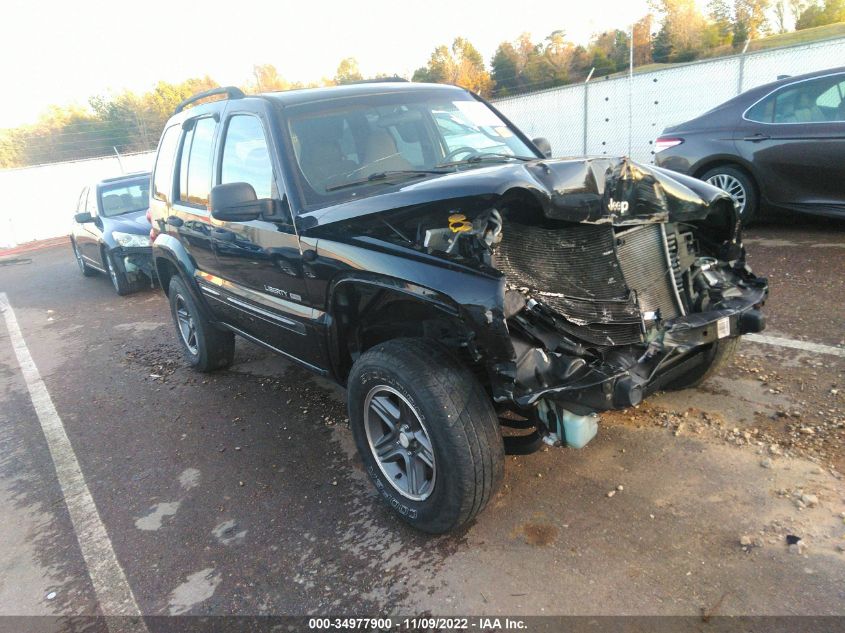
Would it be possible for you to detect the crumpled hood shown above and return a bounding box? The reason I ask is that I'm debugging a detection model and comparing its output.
[297,157,735,230]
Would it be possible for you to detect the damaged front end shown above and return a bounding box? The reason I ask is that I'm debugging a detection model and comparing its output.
[317,156,768,447]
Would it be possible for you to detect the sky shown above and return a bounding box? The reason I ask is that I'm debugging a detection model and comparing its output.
[1,0,655,128]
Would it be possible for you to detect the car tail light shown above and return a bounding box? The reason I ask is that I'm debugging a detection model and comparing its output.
[145,209,152,224]
[654,137,684,153]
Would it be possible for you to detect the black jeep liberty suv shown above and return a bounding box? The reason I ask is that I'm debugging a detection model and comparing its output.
[148,82,768,533]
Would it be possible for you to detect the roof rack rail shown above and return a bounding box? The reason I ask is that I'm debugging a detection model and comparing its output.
[174,86,245,114]
[345,77,408,85]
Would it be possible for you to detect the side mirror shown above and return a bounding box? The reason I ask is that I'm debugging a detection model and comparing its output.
[532,137,552,158]
[209,182,273,222]
[74,212,94,223]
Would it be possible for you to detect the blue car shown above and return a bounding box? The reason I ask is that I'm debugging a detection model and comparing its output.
[70,172,155,295]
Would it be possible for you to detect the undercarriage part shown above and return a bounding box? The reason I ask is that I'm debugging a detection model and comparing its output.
[502,430,545,455]
[739,308,766,334]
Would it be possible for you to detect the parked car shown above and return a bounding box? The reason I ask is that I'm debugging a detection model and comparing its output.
[654,66,845,224]
[70,172,155,295]
[149,82,768,533]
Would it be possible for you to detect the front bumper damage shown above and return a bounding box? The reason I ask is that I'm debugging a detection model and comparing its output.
[512,282,767,411]
[113,246,156,282]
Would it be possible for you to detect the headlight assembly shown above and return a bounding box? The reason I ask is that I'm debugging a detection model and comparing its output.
[112,231,151,248]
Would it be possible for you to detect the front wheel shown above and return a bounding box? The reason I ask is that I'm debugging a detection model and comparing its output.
[347,338,504,533]
[104,250,141,296]
[167,277,234,372]
[701,166,758,226]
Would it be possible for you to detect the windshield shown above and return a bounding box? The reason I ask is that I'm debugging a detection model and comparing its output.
[99,177,150,217]
[284,92,538,209]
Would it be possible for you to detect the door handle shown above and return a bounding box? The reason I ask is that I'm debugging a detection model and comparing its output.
[166,216,183,227]
[743,133,771,142]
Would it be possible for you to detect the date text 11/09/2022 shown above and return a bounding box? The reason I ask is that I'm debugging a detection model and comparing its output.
[308,617,528,630]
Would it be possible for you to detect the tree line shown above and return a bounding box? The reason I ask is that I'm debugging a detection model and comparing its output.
[1,0,842,168]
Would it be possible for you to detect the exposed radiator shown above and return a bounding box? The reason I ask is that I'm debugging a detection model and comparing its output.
[495,223,643,346]
[616,224,684,322]
[496,221,686,347]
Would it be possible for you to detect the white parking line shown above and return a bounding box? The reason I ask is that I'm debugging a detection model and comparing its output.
[0,293,148,632]
[745,333,845,358]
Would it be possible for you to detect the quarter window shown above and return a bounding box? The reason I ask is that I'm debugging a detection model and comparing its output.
[153,125,181,202]
[220,115,275,199]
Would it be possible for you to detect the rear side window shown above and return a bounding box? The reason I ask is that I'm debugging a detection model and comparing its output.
[747,74,845,124]
[179,117,217,206]
[220,115,275,199]
[153,125,181,202]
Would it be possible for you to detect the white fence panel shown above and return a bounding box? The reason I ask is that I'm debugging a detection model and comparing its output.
[0,152,154,247]
[495,36,845,164]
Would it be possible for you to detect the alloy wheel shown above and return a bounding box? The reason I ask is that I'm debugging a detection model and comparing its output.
[106,255,120,291]
[174,294,199,355]
[706,173,747,216]
[363,385,436,501]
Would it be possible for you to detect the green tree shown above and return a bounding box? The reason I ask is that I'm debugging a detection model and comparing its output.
[413,38,493,96]
[250,64,292,92]
[649,0,709,60]
[708,0,735,42]
[334,58,363,84]
[796,0,845,27]
[491,42,521,95]
[734,0,771,40]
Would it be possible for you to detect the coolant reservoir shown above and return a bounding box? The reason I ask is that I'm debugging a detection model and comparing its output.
[537,400,599,449]
[561,410,598,449]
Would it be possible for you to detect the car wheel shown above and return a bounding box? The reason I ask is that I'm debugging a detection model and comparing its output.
[104,250,141,296]
[71,239,97,277]
[664,337,740,390]
[167,277,235,372]
[347,338,504,533]
[701,166,758,226]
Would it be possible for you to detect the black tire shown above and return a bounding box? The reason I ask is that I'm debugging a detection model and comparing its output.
[104,250,142,296]
[71,239,97,277]
[167,276,235,372]
[664,337,740,390]
[348,338,504,534]
[701,165,759,226]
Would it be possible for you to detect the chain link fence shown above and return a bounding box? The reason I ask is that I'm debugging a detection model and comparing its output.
[493,36,845,163]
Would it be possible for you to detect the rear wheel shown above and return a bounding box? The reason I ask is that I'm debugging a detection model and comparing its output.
[71,239,97,277]
[665,337,740,390]
[347,338,504,533]
[701,166,758,226]
[167,277,234,372]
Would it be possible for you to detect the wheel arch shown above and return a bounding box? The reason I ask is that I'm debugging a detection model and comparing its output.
[692,158,760,198]
[327,274,479,385]
[152,234,216,320]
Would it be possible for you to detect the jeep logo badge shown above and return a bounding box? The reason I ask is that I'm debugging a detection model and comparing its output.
[608,198,629,213]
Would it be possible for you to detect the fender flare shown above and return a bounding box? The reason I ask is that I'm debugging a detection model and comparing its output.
[325,272,467,381]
